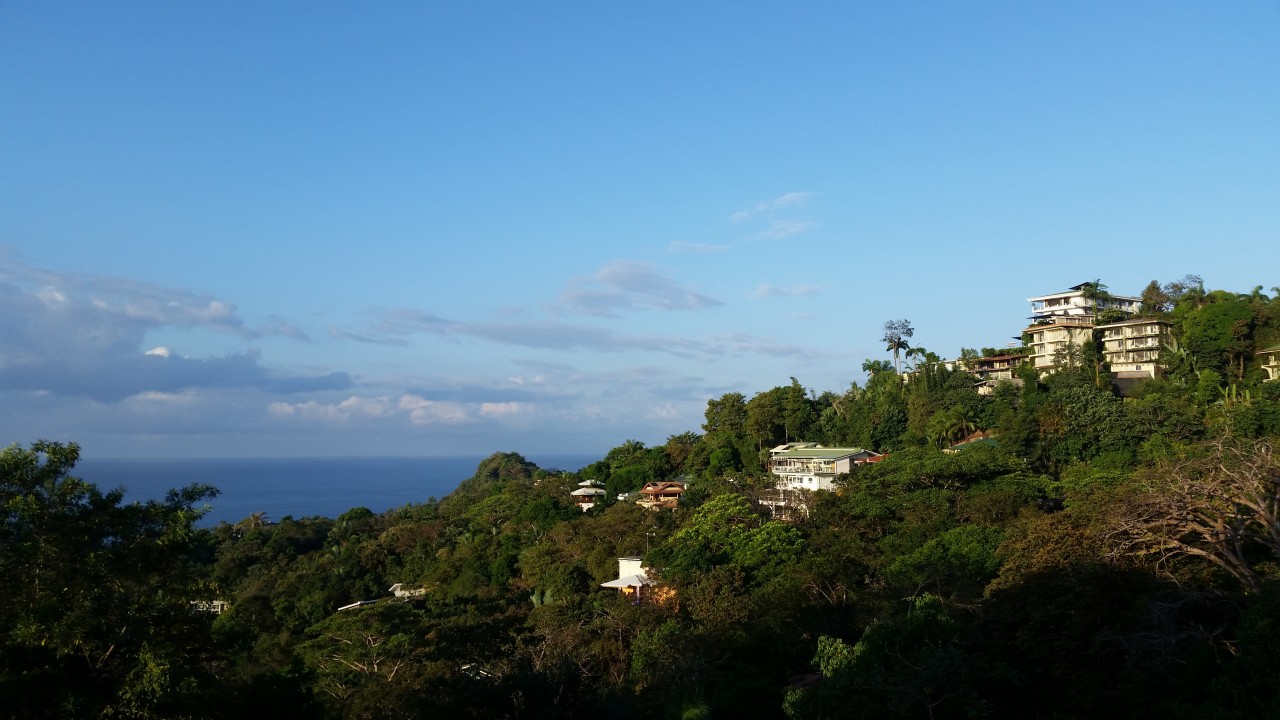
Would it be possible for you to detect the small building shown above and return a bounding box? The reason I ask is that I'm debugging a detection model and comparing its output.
[570,479,606,512]
[1098,317,1174,378]
[975,377,1024,396]
[1258,343,1280,382]
[763,444,883,518]
[635,481,685,510]
[388,583,425,598]
[969,352,1029,383]
[768,443,882,493]
[189,599,229,615]
[600,556,673,604]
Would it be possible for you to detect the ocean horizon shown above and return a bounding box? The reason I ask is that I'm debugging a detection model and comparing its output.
[75,454,599,526]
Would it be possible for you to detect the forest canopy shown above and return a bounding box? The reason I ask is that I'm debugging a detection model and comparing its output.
[4,278,1280,719]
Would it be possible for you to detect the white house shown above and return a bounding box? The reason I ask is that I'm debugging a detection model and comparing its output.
[768,443,882,493]
[600,556,669,603]
[1027,283,1140,320]
[570,479,606,512]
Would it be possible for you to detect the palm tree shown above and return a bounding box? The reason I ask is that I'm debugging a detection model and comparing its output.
[886,337,909,373]
[904,346,929,372]
[881,319,914,373]
[862,359,892,376]
[1079,279,1112,314]
[925,408,980,449]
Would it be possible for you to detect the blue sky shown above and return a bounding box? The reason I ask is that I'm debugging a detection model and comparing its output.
[2,1,1278,458]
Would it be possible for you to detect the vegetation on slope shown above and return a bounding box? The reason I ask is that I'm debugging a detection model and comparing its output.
[4,278,1280,718]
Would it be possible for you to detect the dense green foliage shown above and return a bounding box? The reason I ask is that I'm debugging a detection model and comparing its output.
[4,279,1280,718]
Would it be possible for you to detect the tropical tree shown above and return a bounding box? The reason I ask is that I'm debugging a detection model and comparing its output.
[882,319,915,373]
[0,441,219,718]
[1080,279,1111,306]
[1111,437,1280,593]
[904,345,930,372]
[861,359,893,377]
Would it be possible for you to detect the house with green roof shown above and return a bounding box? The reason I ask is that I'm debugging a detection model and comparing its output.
[768,443,882,493]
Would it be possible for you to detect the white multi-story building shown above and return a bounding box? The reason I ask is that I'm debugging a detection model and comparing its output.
[1027,283,1140,321]
[768,443,881,492]
[1024,316,1096,372]
[1098,318,1174,378]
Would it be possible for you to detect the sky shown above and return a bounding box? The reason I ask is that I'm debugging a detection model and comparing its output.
[2,1,1278,458]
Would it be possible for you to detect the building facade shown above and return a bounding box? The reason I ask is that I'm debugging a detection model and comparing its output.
[1027,283,1141,320]
[1098,318,1174,378]
[969,352,1030,382]
[1024,317,1096,372]
[1259,344,1280,382]
[768,443,881,493]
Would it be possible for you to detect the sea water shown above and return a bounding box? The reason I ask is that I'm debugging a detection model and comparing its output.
[75,455,597,525]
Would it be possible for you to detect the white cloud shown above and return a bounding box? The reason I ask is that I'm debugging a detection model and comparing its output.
[507,374,546,386]
[760,219,815,240]
[400,394,469,425]
[668,240,730,254]
[650,403,678,419]
[728,192,817,241]
[269,395,395,422]
[0,255,332,401]
[37,286,67,305]
[126,390,200,404]
[730,192,812,221]
[754,283,822,298]
[556,260,722,317]
[479,401,530,418]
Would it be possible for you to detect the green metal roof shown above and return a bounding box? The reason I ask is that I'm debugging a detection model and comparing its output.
[948,437,1000,451]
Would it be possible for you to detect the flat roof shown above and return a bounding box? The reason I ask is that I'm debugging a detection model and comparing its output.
[1095,317,1171,328]
[1023,320,1096,332]
[772,447,873,460]
[1027,290,1141,303]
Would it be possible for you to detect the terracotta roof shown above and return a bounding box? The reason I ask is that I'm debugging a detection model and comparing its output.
[639,481,686,495]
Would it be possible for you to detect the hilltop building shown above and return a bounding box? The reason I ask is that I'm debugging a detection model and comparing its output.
[1024,316,1096,372]
[635,481,686,510]
[768,443,882,492]
[1020,284,1172,379]
[570,479,606,512]
[1098,317,1174,378]
[1027,283,1140,320]
[968,352,1029,383]
[763,443,883,518]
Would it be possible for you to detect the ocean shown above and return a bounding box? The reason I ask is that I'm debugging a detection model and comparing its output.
[74,454,598,526]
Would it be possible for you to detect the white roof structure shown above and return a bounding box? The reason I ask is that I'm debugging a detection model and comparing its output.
[601,574,655,589]
[570,487,606,497]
